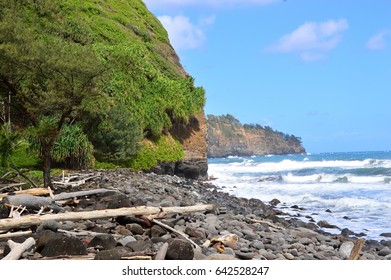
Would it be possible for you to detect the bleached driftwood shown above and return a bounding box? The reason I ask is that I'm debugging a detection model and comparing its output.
[2,189,114,211]
[0,182,29,192]
[52,188,118,201]
[0,187,51,199]
[53,173,101,187]
[3,195,53,209]
[1,237,36,260]
[0,230,32,240]
[349,238,365,260]
[154,243,169,260]
[150,218,200,248]
[245,217,285,230]
[0,204,216,232]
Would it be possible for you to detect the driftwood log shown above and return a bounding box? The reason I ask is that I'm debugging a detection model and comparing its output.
[0,188,51,199]
[348,238,365,260]
[0,230,32,240]
[0,204,216,232]
[1,237,36,260]
[3,195,53,209]
[52,188,118,201]
[1,188,117,211]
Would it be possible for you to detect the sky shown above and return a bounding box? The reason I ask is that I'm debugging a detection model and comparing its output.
[143,0,391,153]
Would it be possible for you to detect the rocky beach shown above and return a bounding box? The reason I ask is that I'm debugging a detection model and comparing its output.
[1,169,390,260]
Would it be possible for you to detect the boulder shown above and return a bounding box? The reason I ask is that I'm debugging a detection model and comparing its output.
[166,239,194,260]
[40,234,87,257]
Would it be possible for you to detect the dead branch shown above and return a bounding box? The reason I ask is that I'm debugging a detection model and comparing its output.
[52,188,118,201]
[1,237,36,260]
[245,217,285,230]
[0,204,216,232]
[0,182,28,192]
[150,218,200,248]
[0,230,33,240]
[0,188,51,199]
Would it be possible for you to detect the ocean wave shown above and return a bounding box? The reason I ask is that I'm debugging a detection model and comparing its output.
[213,158,391,174]
[281,173,391,184]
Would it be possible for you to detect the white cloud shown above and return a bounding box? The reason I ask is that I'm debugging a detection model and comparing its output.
[267,19,349,61]
[158,15,215,51]
[366,30,391,50]
[143,0,279,8]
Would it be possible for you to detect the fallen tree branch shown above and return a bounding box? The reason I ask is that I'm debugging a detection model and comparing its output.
[245,217,285,230]
[0,230,33,240]
[3,195,54,210]
[0,187,50,199]
[52,188,118,201]
[1,237,36,260]
[0,182,29,192]
[0,204,216,232]
[150,218,200,248]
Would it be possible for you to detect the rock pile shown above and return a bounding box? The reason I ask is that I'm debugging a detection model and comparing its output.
[1,170,390,260]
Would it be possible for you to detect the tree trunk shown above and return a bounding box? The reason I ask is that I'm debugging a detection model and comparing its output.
[41,141,53,188]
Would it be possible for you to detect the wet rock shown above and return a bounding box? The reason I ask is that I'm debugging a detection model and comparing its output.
[269,198,281,206]
[89,235,117,250]
[40,234,87,257]
[380,233,391,238]
[166,239,194,260]
[317,220,340,229]
[341,228,355,237]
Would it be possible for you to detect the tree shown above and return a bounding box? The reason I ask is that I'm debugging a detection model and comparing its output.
[84,104,144,164]
[0,1,105,186]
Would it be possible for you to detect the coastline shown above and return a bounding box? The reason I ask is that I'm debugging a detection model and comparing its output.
[1,169,390,260]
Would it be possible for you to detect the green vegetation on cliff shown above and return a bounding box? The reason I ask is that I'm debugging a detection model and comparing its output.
[0,0,205,186]
[207,114,305,158]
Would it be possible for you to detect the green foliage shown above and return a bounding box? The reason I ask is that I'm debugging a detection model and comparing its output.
[52,125,94,169]
[128,135,184,171]
[94,161,119,170]
[85,103,143,164]
[0,124,29,167]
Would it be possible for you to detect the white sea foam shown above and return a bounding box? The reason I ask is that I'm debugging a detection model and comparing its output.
[208,152,391,240]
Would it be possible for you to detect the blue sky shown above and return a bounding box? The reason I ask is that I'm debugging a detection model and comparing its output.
[143,0,391,153]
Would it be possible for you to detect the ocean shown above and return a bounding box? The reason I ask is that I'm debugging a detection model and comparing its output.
[208,151,391,241]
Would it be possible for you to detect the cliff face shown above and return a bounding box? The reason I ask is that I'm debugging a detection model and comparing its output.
[207,114,306,158]
[169,110,208,179]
